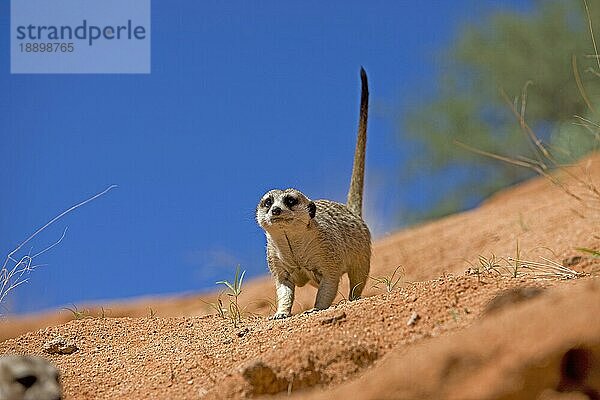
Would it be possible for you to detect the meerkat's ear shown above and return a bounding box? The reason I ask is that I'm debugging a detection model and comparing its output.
[308,202,316,218]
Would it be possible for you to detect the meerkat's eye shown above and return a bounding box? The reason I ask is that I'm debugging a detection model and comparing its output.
[262,197,273,208]
[283,196,298,208]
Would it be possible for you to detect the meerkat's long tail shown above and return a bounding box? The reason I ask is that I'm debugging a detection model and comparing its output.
[346,67,369,217]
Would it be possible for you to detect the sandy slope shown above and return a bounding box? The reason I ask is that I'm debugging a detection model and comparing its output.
[302,278,600,400]
[1,154,599,399]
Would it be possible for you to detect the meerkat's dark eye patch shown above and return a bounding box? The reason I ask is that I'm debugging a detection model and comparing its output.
[15,375,37,388]
[262,197,273,208]
[283,196,298,208]
[308,201,316,218]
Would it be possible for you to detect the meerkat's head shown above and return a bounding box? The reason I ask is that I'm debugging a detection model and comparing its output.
[0,355,62,400]
[256,188,316,231]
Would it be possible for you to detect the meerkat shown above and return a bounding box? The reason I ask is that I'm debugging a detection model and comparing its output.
[256,68,371,319]
[0,355,62,400]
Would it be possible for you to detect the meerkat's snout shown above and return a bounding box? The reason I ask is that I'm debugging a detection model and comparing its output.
[271,206,282,216]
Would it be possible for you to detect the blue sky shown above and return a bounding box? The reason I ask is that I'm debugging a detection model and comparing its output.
[0,0,532,314]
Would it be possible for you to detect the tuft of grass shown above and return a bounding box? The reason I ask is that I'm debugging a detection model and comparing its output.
[63,304,93,320]
[370,265,405,293]
[467,245,583,281]
[465,254,503,283]
[1,185,116,316]
[200,292,226,319]
[1,230,67,313]
[216,265,246,327]
[336,283,362,304]
[504,256,582,279]
[478,254,503,275]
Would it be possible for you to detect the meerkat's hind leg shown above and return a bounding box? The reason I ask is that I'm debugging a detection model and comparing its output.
[313,275,340,310]
[348,263,369,301]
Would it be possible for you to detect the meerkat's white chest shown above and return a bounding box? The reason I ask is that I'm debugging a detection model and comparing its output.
[265,228,324,283]
[267,231,311,267]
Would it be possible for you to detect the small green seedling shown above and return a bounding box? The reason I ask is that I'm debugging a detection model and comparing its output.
[216,265,246,327]
[512,240,521,278]
[576,247,600,258]
[370,265,404,293]
[63,304,92,320]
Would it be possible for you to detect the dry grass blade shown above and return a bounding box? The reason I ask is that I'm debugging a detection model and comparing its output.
[457,81,600,206]
[518,80,545,164]
[586,66,600,78]
[583,0,600,72]
[500,87,551,163]
[454,140,584,201]
[369,265,405,293]
[200,292,226,319]
[467,249,584,281]
[577,247,600,258]
[573,115,600,142]
[1,185,117,315]
[572,54,596,113]
[2,185,117,273]
[454,141,537,170]
[505,256,582,279]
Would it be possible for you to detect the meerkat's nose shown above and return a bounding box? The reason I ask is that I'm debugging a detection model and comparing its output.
[271,206,282,216]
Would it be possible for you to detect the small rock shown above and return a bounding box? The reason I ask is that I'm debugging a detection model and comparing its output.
[407,311,420,326]
[237,327,250,337]
[320,311,347,325]
[563,256,583,268]
[43,337,78,355]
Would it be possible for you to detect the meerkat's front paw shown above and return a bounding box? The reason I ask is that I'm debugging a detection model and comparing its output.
[269,312,291,320]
